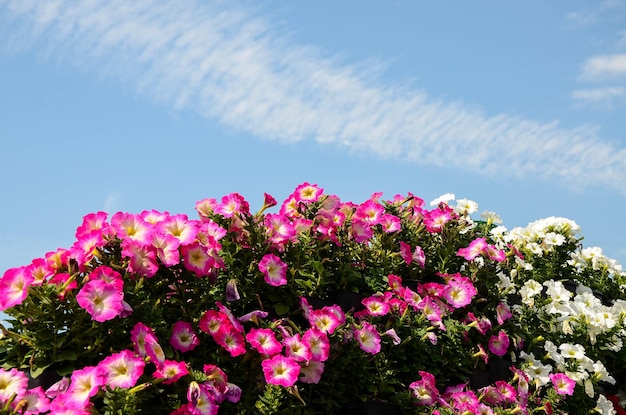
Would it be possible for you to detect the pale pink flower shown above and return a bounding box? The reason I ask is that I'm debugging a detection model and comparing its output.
[98,350,145,389]
[354,322,381,354]
[380,214,401,233]
[21,386,51,414]
[170,321,200,353]
[0,368,28,403]
[299,360,325,384]
[151,232,181,267]
[146,339,166,368]
[75,211,109,240]
[111,212,154,245]
[496,302,513,325]
[354,199,385,225]
[443,279,477,309]
[195,198,218,220]
[76,279,124,322]
[215,193,249,218]
[409,371,440,406]
[140,209,169,225]
[549,373,576,395]
[351,219,373,243]
[262,355,300,387]
[258,254,288,286]
[485,244,506,262]
[121,239,159,278]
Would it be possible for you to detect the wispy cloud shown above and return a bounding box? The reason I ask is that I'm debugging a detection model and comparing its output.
[571,86,626,102]
[579,54,626,81]
[3,0,626,194]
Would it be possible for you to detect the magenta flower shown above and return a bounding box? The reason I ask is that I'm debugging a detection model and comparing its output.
[246,328,282,356]
[75,211,109,240]
[153,360,189,385]
[308,306,345,334]
[284,334,312,362]
[0,266,34,311]
[261,355,300,387]
[362,295,390,316]
[130,322,158,357]
[198,310,230,335]
[422,207,453,233]
[76,279,124,322]
[303,329,330,362]
[214,327,247,357]
[110,212,153,244]
[151,232,181,267]
[299,360,325,384]
[121,239,159,278]
[496,302,513,325]
[409,371,440,406]
[293,182,323,203]
[170,321,200,353]
[98,350,145,389]
[65,366,103,408]
[21,386,50,414]
[265,213,296,245]
[549,373,576,395]
[186,382,219,415]
[258,254,288,286]
[354,322,381,355]
[181,242,214,277]
[488,330,511,357]
[456,238,488,261]
[158,214,199,245]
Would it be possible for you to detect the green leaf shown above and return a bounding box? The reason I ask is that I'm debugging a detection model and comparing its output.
[274,303,290,316]
[53,349,78,362]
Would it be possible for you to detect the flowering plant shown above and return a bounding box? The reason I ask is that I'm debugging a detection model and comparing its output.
[0,183,625,414]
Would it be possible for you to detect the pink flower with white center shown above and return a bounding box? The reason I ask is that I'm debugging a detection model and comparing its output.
[246,328,282,356]
[409,371,440,406]
[140,209,169,225]
[351,219,373,243]
[170,321,200,353]
[262,355,300,387]
[187,382,219,415]
[158,214,199,245]
[153,360,189,385]
[423,207,453,233]
[121,239,159,278]
[26,258,53,286]
[181,242,214,277]
[0,266,34,311]
[412,246,426,268]
[399,241,413,265]
[203,364,228,395]
[130,322,158,357]
[214,327,247,357]
[87,266,123,292]
[198,310,230,335]
[354,322,381,354]
[70,231,107,268]
[279,195,300,218]
[47,400,93,415]
[0,368,28,403]
[111,212,154,245]
[417,297,443,325]
[293,182,323,203]
[299,360,325,384]
[265,213,296,245]
[403,287,422,309]
[308,306,344,334]
[76,279,123,322]
[443,279,477,309]
[388,274,404,295]
[450,390,480,413]
[65,366,103,408]
[456,238,488,261]
[21,386,50,414]
[215,193,250,218]
[152,232,181,267]
[284,334,312,362]
[45,248,70,272]
[465,312,493,335]
[75,211,109,240]
[380,214,401,233]
[383,328,402,345]
[495,380,517,404]
[418,282,445,298]
[549,373,576,395]
[362,295,390,316]
[258,254,288,286]
[496,302,513,325]
[354,200,385,225]
[98,350,145,389]
[303,329,330,362]
[488,330,510,357]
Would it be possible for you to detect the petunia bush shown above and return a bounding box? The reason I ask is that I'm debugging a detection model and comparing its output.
[0,183,625,414]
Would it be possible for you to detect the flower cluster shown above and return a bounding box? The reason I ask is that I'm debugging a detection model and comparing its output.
[0,183,625,414]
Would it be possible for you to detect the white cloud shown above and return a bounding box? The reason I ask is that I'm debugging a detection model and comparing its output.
[3,0,626,195]
[104,191,121,213]
[571,86,626,101]
[580,54,626,80]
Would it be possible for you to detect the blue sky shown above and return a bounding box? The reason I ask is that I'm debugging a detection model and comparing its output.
[1,0,626,277]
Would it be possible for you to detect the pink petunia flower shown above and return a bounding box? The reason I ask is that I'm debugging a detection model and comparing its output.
[409,371,440,406]
[213,327,247,357]
[0,368,28,403]
[303,329,330,362]
[261,355,300,387]
[488,330,511,357]
[151,232,181,267]
[98,350,145,389]
[443,279,477,309]
[121,239,159,278]
[111,212,154,245]
[283,334,312,362]
[293,182,323,204]
[308,306,345,334]
[362,295,390,316]
[457,238,488,261]
[76,279,124,322]
[265,213,296,246]
[549,373,576,395]
[246,328,282,356]
[65,366,103,408]
[258,254,288,286]
[75,211,109,240]
[153,360,189,385]
[130,322,159,357]
[181,242,214,277]
[496,302,513,325]
[299,360,325,384]
[198,310,230,336]
[170,321,200,353]
[354,322,381,354]
[158,214,199,245]
[186,382,219,415]
[21,386,51,414]
[0,266,34,311]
